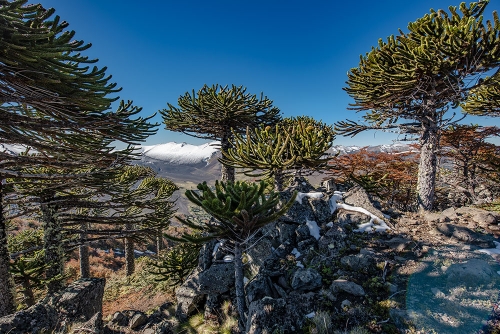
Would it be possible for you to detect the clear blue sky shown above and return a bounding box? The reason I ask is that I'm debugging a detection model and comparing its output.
[38,0,500,147]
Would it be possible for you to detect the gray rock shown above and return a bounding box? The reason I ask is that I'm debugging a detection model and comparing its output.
[297,237,316,254]
[434,223,495,248]
[129,311,148,329]
[341,253,375,273]
[456,207,499,227]
[175,268,206,320]
[277,222,297,245]
[296,224,311,241]
[331,279,366,296]
[198,239,217,270]
[290,268,322,291]
[383,237,412,252]
[246,237,274,277]
[441,207,458,221]
[246,275,274,304]
[176,263,235,320]
[110,311,128,326]
[446,258,496,286]
[308,194,333,224]
[77,312,103,334]
[198,263,234,294]
[318,225,348,257]
[342,186,385,221]
[0,278,105,334]
[246,297,292,334]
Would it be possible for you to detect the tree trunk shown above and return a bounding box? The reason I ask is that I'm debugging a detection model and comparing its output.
[156,229,163,253]
[417,120,438,211]
[233,243,247,332]
[21,277,35,307]
[274,169,284,192]
[0,180,16,316]
[41,192,64,294]
[124,223,135,276]
[220,130,235,182]
[79,222,90,279]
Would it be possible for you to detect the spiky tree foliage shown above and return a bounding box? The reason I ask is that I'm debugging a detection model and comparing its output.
[7,229,48,307]
[171,180,297,330]
[440,124,500,204]
[148,242,201,287]
[35,165,176,279]
[0,0,162,307]
[0,1,157,313]
[161,84,282,181]
[464,74,500,115]
[9,250,54,308]
[335,1,500,211]
[221,116,335,191]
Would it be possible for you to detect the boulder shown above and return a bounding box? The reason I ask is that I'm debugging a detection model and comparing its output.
[455,207,499,227]
[175,263,234,320]
[129,311,148,329]
[330,279,366,297]
[434,223,495,248]
[318,225,348,257]
[341,253,375,274]
[342,186,385,221]
[246,297,292,334]
[0,278,105,334]
[246,275,274,304]
[110,311,128,326]
[446,258,497,286]
[246,237,274,277]
[290,268,323,291]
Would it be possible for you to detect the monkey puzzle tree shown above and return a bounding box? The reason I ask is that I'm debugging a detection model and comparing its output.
[169,180,296,331]
[160,84,282,181]
[221,116,335,191]
[0,2,157,311]
[335,1,500,211]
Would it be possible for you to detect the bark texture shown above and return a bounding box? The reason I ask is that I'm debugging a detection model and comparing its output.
[124,223,135,276]
[220,131,235,182]
[41,193,64,294]
[0,181,15,316]
[234,243,247,332]
[417,121,438,211]
[79,222,90,278]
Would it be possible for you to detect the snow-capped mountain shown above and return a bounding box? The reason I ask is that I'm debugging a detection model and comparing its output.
[137,141,219,165]
[327,142,414,156]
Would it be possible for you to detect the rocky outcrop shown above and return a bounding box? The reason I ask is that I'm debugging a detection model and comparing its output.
[169,178,500,333]
[0,278,105,334]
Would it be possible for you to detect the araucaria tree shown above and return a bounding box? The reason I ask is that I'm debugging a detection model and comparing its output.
[161,84,282,181]
[221,116,335,191]
[170,180,296,331]
[0,2,156,313]
[335,1,500,211]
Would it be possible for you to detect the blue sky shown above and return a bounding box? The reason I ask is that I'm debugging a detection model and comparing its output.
[39,0,500,147]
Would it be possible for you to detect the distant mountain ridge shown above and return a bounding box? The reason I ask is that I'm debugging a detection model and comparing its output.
[137,141,414,166]
[135,141,415,183]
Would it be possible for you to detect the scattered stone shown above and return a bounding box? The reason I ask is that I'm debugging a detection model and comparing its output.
[290,268,322,291]
[0,278,105,334]
[341,253,375,273]
[110,311,127,326]
[446,258,496,286]
[330,279,366,297]
[129,311,148,329]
